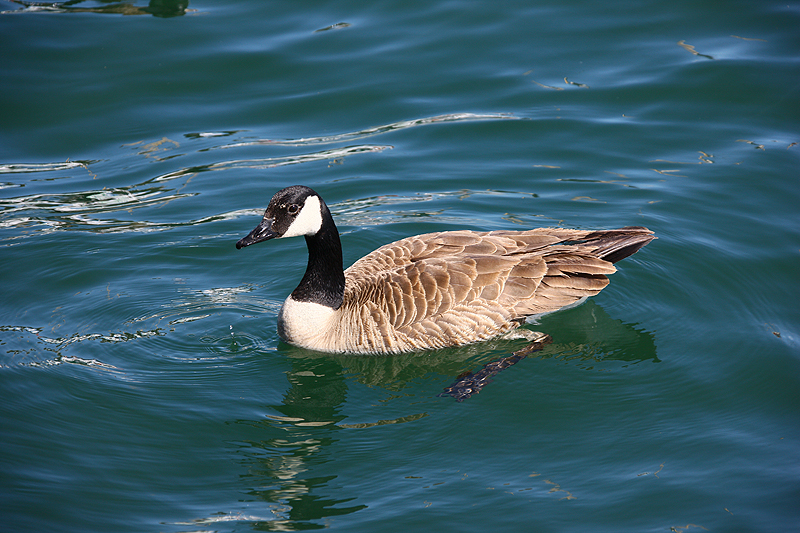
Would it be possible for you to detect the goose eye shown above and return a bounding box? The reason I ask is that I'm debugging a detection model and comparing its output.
[287,204,300,215]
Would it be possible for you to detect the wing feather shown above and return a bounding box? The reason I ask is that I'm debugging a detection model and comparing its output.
[339,227,654,351]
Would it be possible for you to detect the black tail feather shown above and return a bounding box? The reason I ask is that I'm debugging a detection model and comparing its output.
[585,226,656,264]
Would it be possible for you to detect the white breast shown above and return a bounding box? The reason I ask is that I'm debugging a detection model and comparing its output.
[277,295,337,348]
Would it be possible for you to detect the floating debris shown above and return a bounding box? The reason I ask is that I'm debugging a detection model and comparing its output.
[564,77,589,88]
[532,80,564,90]
[731,35,767,42]
[315,22,351,32]
[678,40,714,60]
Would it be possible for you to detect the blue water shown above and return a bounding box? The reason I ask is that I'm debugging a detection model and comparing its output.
[1,1,799,531]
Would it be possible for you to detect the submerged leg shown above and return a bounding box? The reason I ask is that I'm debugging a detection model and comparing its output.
[439,332,552,402]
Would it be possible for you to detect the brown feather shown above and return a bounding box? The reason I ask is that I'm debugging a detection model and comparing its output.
[328,226,654,353]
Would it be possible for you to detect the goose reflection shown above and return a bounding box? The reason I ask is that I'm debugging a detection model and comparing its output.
[230,301,657,528]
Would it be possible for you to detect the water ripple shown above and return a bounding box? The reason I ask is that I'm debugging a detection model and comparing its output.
[155,144,392,182]
[1,112,515,238]
[211,112,516,148]
[0,160,99,174]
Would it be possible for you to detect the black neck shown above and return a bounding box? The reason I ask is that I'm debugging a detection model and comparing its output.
[289,211,345,309]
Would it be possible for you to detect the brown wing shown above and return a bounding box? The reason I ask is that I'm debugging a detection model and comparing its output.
[340,227,653,350]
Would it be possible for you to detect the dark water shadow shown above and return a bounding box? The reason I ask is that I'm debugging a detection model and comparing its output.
[6,0,189,17]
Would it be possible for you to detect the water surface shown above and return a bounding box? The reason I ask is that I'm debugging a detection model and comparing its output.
[1,1,798,531]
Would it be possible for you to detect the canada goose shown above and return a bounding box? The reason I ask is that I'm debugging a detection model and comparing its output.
[236,185,655,354]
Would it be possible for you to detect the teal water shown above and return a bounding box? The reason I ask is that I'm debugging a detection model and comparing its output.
[1,1,798,531]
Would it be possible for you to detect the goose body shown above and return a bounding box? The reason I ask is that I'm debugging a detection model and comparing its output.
[236,185,655,354]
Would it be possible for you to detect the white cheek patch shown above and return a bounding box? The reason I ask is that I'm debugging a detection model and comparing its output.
[282,195,323,238]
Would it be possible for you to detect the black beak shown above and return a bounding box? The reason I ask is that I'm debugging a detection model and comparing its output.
[236,218,278,249]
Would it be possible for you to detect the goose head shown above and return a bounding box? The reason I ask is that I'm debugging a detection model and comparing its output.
[235,185,345,309]
[236,185,326,249]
